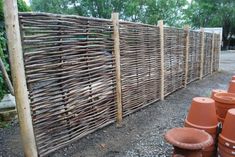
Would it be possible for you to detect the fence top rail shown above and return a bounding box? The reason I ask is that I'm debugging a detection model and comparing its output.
[18,12,113,22]
[119,20,158,28]
[19,12,217,37]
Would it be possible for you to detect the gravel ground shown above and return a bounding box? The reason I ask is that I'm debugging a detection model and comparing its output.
[0,51,234,157]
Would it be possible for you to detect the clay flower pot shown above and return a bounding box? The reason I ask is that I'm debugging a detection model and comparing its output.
[221,108,235,142]
[185,97,218,134]
[173,154,185,157]
[232,76,235,81]
[202,142,215,157]
[217,115,225,124]
[211,89,227,100]
[214,93,235,119]
[228,80,235,93]
[219,134,235,150]
[218,143,235,157]
[165,127,213,157]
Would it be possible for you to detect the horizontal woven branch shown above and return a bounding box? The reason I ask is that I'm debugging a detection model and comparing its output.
[18,12,220,156]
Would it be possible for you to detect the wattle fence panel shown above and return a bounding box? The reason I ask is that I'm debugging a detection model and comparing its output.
[164,27,185,96]
[19,13,117,156]
[187,31,201,84]
[119,22,161,116]
[12,12,221,156]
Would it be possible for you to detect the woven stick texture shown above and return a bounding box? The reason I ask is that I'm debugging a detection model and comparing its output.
[119,22,161,116]
[203,32,213,77]
[187,30,201,83]
[19,12,116,156]
[213,34,220,71]
[164,27,185,96]
[17,12,220,156]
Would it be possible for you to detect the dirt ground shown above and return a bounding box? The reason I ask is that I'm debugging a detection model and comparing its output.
[0,50,234,157]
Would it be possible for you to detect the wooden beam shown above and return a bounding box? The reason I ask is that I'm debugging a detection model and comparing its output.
[0,57,14,95]
[199,28,205,80]
[158,20,165,100]
[211,32,215,74]
[184,25,190,87]
[112,13,123,126]
[3,0,38,156]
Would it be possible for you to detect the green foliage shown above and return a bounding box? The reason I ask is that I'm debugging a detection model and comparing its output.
[187,0,235,48]
[31,0,189,27]
[0,0,31,100]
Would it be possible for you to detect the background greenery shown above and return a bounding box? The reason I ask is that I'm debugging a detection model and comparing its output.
[30,0,235,48]
[0,0,234,100]
[0,0,30,100]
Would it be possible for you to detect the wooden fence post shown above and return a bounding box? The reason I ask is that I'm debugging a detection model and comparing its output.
[3,0,38,156]
[112,13,122,126]
[184,25,190,87]
[0,58,14,95]
[211,32,215,74]
[199,28,205,80]
[158,20,165,100]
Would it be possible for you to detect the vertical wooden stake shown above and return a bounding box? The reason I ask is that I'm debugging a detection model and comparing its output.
[210,32,215,74]
[199,28,205,80]
[112,13,122,126]
[184,25,190,87]
[3,0,38,156]
[0,58,14,95]
[158,20,165,100]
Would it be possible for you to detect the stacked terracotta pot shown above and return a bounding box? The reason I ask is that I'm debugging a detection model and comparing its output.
[213,92,235,124]
[218,108,235,156]
[184,97,218,157]
[164,75,235,157]
[212,76,235,124]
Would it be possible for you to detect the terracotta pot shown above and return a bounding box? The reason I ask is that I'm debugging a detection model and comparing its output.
[184,119,217,135]
[228,80,235,93]
[214,93,235,119]
[165,127,213,157]
[221,108,235,142]
[218,143,235,157]
[211,89,227,100]
[186,97,217,127]
[202,142,216,157]
[173,154,185,157]
[217,115,225,124]
[232,76,235,81]
[219,134,235,150]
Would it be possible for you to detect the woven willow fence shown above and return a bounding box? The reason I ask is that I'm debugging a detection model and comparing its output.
[5,6,220,156]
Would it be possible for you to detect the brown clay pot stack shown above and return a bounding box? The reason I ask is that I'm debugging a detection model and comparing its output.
[228,80,235,93]
[211,89,227,100]
[218,109,235,157]
[165,127,213,157]
[232,75,235,81]
[164,76,235,157]
[214,93,235,124]
[184,97,218,157]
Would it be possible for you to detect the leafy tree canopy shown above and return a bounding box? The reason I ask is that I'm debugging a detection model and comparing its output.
[31,0,189,27]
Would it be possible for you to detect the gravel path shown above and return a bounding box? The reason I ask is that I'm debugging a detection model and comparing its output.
[0,51,234,157]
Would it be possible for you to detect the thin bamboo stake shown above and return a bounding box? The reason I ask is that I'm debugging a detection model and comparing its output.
[158,20,165,100]
[3,0,38,156]
[0,57,14,95]
[112,13,122,126]
[211,32,215,74]
[184,25,190,87]
[199,28,205,80]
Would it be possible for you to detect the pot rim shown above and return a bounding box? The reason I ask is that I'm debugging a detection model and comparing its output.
[220,134,235,145]
[214,93,235,104]
[165,127,213,150]
[218,142,235,155]
[185,119,218,131]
